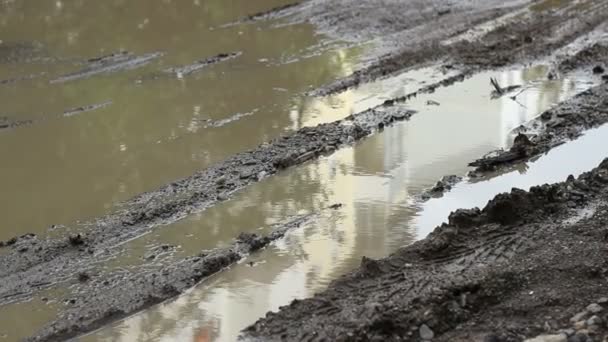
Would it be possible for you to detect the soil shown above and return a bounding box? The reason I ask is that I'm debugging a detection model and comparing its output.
[242,158,608,342]
[3,0,608,340]
[25,213,318,342]
[469,82,608,176]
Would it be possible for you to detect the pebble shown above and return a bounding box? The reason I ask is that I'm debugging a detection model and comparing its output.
[571,311,589,323]
[586,303,603,314]
[597,297,608,304]
[524,334,567,342]
[419,324,434,340]
[586,315,602,326]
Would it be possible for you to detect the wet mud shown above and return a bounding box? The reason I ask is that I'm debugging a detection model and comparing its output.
[26,213,318,342]
[297,0,608,96]
[0,104,415,309]
[469,83,608,175]
[243,158,608,341]
[3,0,608,340]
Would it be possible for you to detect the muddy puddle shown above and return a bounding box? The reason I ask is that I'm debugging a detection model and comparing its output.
[74,66,602,342]
[0,0,362,238]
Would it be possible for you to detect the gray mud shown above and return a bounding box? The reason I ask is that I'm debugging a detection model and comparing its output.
[469,83,608,175]
[291,0,608,96]
[243,158,608,341]
[25,213,317,342]
[0,102,415,307]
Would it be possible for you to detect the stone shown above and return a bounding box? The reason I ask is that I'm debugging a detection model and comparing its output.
[574,321,586,330]
[524,334,567,342]
[571,311,590,323]
[587,315,602,326]
[419,324,434,340]
[587,303,603,314]
[597,297,608,304]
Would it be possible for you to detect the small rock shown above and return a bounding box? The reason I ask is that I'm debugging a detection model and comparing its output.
[587,303,603,314]
[541,111,553,121]
[597,297,608,304]
[574,320,586,330]
[257,171,267,180]
[559,329,576,337]
[426,100,441,106]
[419,324,434,340]
[587,315,602,326]
[215,176,226,186]
[217,193,228,201]
[571,311,590,323]
[568,333,590,342]
[524,334,567,342]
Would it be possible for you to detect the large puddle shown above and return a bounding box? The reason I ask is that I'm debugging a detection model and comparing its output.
[78,67,603,341]
[0,0,361,238]
[1,2,606,341]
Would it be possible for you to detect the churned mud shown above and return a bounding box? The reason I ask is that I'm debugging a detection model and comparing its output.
[3,0,608,340]
[243,159,608,342]
[470,82,608,176]
[25,213,318,342]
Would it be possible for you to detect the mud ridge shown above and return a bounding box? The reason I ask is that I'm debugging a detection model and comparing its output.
[243,158,608,341]
[304,0,608,96]
[0,104,415,306]
[50,51,163,83]
[162,52,241,77]
[26,213,316,342]
[469,82,608,175]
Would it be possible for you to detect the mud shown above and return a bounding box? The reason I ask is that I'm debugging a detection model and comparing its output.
[291,0,608,96]
[243,158,608,341]
[50,51,163,83]
[0,103,415,307]
[469,83,608,175]
[137,52,243,82]
[3,0,608,340]
[26,213,317,342]
[0,101,112,132]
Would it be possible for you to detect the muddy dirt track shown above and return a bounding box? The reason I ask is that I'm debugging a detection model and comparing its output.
[244,158,608,342]
[2,0,608,341]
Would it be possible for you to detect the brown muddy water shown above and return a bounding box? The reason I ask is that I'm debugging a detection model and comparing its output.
[0,0,360,238]
[0,2,606,342]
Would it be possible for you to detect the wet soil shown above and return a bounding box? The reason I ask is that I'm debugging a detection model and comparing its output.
[243,158,608,342]
[293,0,608,96]
[2,0,608,340]
[469,82,608,175]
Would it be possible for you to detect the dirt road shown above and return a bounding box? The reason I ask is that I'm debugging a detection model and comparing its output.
[1,0,608,340]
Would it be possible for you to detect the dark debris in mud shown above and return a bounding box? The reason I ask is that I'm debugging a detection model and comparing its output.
[243,159,608,341]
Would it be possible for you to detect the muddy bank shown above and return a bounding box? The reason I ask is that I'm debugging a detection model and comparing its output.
[243,158,608,341]
[0,102,415,306]
[24,213,316,342]
[287,0,608,96]
[469,82,608,175]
